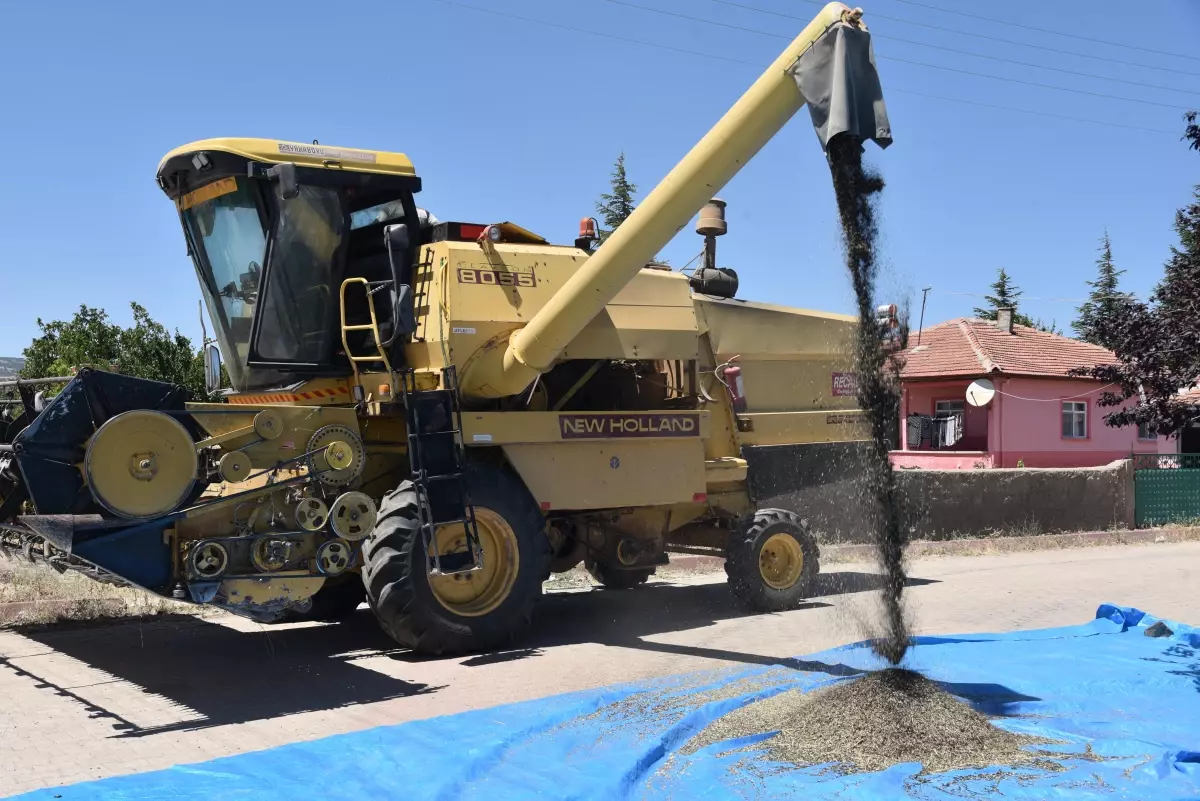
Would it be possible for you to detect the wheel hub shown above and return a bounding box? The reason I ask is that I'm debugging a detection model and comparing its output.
[758,532,804,590]
[428,508,519,617]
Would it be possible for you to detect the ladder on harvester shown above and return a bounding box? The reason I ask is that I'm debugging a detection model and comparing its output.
[339,277,393,376]
[399,366,482,575]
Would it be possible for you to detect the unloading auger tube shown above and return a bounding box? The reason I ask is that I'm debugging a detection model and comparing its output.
[458,1,891,400]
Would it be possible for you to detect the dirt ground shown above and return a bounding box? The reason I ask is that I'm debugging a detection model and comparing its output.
[0,559,188,627]
[1,539,1198,796]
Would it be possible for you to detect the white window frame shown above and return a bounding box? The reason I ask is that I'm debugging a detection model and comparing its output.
[1062,401,1088,439]
[935,400,965,416]
[1137,421,1156,441]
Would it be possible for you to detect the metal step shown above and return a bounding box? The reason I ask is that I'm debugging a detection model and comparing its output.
[400,366,483,576]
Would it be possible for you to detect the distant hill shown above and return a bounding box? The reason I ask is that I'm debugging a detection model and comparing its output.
[0,357,25,380]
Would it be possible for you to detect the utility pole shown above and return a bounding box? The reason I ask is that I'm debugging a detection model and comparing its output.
[917,286,932,346]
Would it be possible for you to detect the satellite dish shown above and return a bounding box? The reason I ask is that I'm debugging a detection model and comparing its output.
[966,378,995,407]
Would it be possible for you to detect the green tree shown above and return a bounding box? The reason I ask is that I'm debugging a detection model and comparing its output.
[970,267,1059,332]
[595,152,638,244]
[19,303,209,399]
[1072,230,1131,348]
[972,267,1032,326]
[1071,113,1200,435]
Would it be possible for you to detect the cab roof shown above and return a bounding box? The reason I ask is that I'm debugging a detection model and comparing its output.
[156,138,417,180]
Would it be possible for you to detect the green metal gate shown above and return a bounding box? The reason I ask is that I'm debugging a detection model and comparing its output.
[1134,454,1200,526]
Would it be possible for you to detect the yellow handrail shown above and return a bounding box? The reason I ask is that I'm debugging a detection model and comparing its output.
[339,277,392,379]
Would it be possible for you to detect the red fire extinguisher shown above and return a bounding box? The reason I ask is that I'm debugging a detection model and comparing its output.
[721,361,747,413]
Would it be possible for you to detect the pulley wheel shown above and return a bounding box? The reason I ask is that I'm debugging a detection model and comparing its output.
[218,451,252,483]
[324,441,354,471]
[85,410,198,520]
[306,425,364,486]
[329,491,377,541]
[191,540,229,579]
[315,539,353,576]
[251,536,291,572]
[254,409,284,440]
[295,497,330,532]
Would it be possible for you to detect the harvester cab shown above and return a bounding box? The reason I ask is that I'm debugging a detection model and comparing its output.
[0,2,891,655]
[156,140,426,393]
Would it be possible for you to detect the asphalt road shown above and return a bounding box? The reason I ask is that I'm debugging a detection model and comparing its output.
[1,541,1197,796]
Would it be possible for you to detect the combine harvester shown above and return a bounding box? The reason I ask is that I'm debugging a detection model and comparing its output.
[0,2,891,654]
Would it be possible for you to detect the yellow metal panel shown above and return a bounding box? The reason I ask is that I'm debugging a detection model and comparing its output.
[737,359,859,413]
[694,297,859,413]
[462,410,709,445]
[219,376,355,406]
[158,138,416,177]
[437,240,700,392]
[503,440,706,509]
[705,456,748,484]
[219,577,325,608]
[737,410,869,446]
[562,304,699,361]
[695,297,856,358]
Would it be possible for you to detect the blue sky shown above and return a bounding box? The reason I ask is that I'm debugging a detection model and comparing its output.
[1,0,1198,356]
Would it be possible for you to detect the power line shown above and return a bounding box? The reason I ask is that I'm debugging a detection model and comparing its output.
[429,0,754,65]
[601,0,1190,111]
[705,0,1200,79]
[888,0,1200,64]
[937,290,1140,304]
[624,0,1200,97]
[428,0,1178,136]
[879,33,1199,99]
[890,87,1176,135]
[884,55,1185,111]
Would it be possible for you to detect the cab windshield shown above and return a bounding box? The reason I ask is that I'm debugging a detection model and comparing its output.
[182,177,345,391]
[181,178,266,390]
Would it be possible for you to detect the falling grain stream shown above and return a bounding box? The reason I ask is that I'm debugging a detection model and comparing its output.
[826,135,909,664]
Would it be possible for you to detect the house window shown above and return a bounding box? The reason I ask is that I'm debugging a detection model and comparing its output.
[1137,422,1156,440]
[935,400,965,416]
[1062,401,1087,439]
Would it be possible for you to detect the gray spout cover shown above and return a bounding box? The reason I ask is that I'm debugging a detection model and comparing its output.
[791,22,892,150]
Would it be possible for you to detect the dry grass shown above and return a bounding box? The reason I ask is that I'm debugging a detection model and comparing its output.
[816,526,1200,565]
[687,669,1053,775]
[0,558,189,627]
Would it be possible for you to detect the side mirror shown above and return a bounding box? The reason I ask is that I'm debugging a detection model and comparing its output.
[266,163,299,199]
[384,223,410,254]
[381,224,415,349]
[203,345,222,394]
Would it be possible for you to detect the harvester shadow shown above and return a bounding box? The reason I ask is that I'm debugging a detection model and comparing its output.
[449,570,939,672]
[13,612,439,738]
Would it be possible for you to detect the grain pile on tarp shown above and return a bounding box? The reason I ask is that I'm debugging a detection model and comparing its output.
[687,668,1050,774]
[14,605,1200,801]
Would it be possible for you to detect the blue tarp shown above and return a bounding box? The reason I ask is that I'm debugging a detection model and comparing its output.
[16,604,1200,800]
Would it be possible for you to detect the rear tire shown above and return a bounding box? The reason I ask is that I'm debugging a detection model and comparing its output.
[585,557,654,589]
[725,509,819,613]
[361,462,550,655]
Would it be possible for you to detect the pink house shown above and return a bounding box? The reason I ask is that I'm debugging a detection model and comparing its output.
[890,315,1169,469]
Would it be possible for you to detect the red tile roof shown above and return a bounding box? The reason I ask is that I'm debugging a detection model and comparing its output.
[900,318,1118,380]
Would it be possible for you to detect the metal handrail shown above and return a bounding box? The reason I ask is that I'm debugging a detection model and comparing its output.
[0,376,71,389]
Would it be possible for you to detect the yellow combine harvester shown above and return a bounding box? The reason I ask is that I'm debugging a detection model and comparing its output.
[0,3,891,653]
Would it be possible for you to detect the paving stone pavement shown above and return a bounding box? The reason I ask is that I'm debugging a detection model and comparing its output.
[1,541,1198,797]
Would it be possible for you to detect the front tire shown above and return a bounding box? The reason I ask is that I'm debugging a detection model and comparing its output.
[361,462,550,655]
[726,509,819,613]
